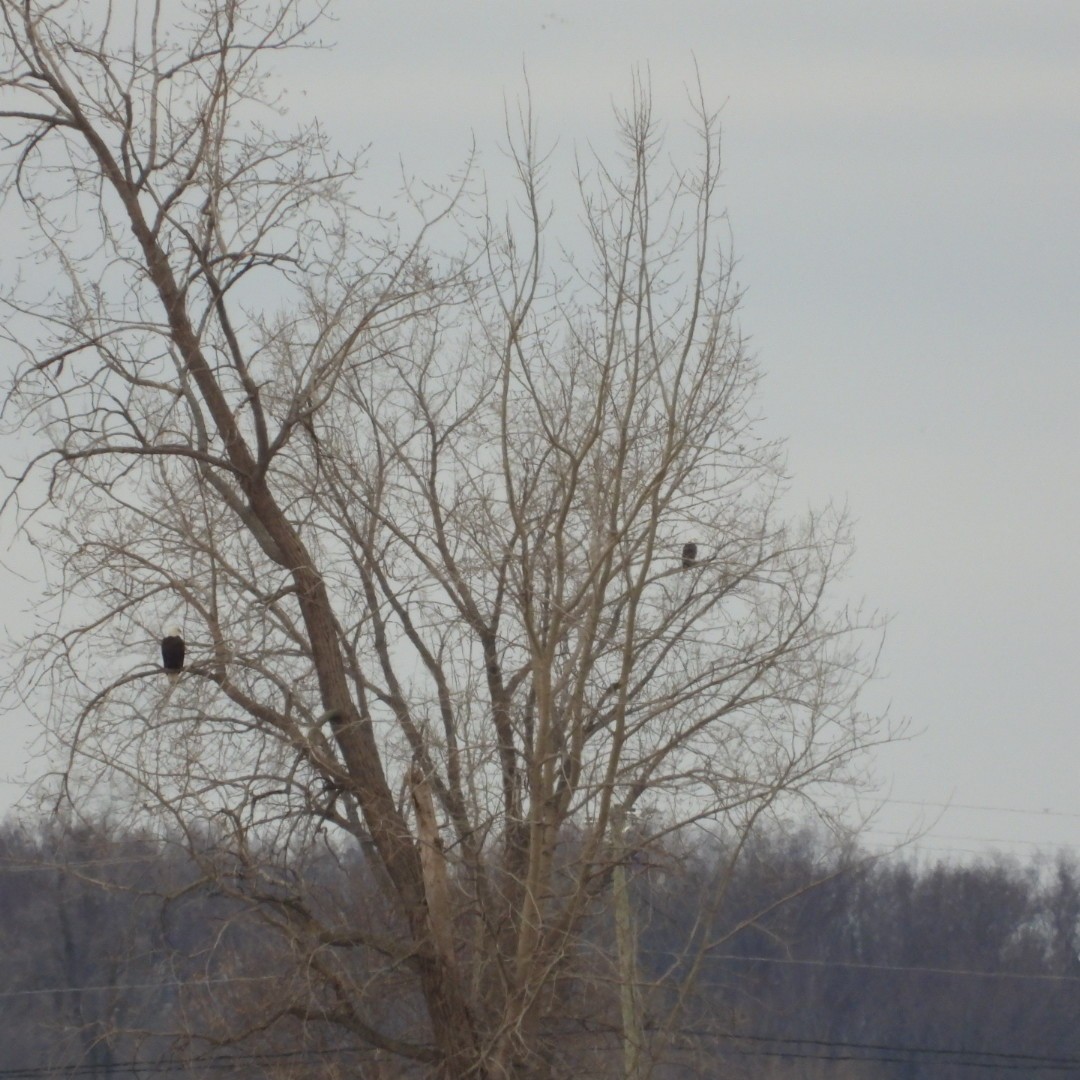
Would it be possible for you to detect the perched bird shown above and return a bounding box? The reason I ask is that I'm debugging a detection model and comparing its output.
[160,629,185,680]
[681,542,698,570]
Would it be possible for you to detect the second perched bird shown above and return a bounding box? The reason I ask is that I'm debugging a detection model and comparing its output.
[681,542,698,570]
[161,629,185,680]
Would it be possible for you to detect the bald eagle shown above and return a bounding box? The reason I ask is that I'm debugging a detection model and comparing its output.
[161,630,185,680]
[681,542,698,570]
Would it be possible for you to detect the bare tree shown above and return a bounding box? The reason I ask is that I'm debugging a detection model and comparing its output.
[0,2,890,1076]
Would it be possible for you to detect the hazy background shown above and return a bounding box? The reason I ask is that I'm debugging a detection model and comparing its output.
[2,0,1078,860]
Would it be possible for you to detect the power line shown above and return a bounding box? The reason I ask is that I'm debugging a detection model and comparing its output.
[0,974,278,1002]
[695,1027,1080,1072]
[1,1029,1079,1078]
[881,797,1080,821]
[8,947,1080,1006]
[642,951,1080,985]
[865,827,1080,851]
[718,1044,1077,1072]
[0,855,179,874]
[0,1047,370,1080]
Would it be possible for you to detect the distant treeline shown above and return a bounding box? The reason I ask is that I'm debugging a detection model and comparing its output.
[1,819,1078,1078]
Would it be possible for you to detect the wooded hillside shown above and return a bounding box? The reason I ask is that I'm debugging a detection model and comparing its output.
[2,821,1077,1077]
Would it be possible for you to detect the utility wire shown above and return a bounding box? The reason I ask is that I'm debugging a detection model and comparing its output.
[882,798,1080,820]
[7,948,1080,1005]
[0,974,279,1002]
[2,1030,1080,1078]
[684,1027,1080,1069]
[866,827,1080,850]
[641,950,1080,984]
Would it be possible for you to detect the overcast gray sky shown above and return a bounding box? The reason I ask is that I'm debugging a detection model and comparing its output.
[2,1,1078,859]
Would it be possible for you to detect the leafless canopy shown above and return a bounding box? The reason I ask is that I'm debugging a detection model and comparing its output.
[0,2,890,1076]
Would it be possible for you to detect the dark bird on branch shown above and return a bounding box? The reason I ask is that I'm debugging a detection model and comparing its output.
[681,542,698,570]
[161,630,185,680]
